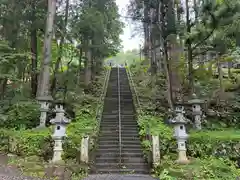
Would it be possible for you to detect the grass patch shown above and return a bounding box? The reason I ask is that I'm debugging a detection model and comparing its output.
[155,156,240,179]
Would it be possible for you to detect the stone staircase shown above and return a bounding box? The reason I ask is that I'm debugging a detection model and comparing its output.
[91,67,150,174]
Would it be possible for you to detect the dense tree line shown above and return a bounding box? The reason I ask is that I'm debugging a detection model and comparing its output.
[0,0,123,101]
[128,0,240,108]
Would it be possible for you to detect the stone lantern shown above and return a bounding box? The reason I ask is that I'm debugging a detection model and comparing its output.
[36,95,53,128]
[188,94,204,130]
[50,104,71,163]
[170,105,190,164]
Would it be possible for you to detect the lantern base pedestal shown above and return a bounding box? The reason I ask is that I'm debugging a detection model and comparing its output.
[36,124,46,129]
[52,139,63,164]
[176,150,190,164]
[52,151,64,164]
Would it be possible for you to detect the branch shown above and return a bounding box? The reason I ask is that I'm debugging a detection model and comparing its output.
[192,48,209,58]
[192,28,215,50]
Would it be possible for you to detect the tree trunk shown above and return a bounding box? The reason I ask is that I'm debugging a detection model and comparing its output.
[77,48,83,85]
[143,1,150,60]
[217,55,224,97]
[185,0,194,94]
[96,59,102,75]
[63,51,74,100]
[37,0,57,98]
[228,61,232,78]
[91,57,96,81]
[163,42,174,110]
[51,0,69,95]
[0,79,8,100]
[84,39,92,87]
[31,28,38,98]
[157,1,174,109]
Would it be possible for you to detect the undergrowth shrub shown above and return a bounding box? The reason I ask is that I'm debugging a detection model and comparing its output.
[0,68,106,163]
[0,128,53,160]
[1,100,40,129]
[63,106,98,159]
[155,156,240,179]
[138,115,240,160]
[189,129,240,160]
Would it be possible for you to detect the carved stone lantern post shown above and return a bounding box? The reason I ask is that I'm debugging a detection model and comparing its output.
[50,103,71,163]
[36,95,53,128]
[188,94,204,130]
[170,105,190,164]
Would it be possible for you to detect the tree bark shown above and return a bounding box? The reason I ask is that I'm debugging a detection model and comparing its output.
[143,1,150,60]
[77,48,83,85]
[228,61,231,78]
[163,42,174,110]
[51,0,69,95]
[31,28,38,98]
[217,55,224,97]
[84,39,92,87]
[185,0,194,94]
[37,0,57,98]
[91,57,96,81]
[157,1,174,109]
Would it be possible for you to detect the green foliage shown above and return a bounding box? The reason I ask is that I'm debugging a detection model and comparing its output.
[1,100,40,129]
[70,0,123,58]
[138,115,175,156]
[155,156,240,179]
[138,115,240,161]
[189,129,240,160]
[0,95,99,162]
[63,103,98,159]
[105,49,140,66]
[130,61,167,115]
[0,128,52,158]
[0,68,105,166]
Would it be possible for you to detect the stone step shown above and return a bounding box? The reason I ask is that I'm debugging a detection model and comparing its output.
[97,148,143,155]
[93,68,149,174]
[94,167,149,174]
[98,136,140,141]
[100,130,139,134]
[94,162,149,170]
[96,151,144,158]
[98,140,141,145]
[100,124,137,128]
[100,122,137,126]
[102,115,134,119]
[95,156,146,164]
[98,144,142,149]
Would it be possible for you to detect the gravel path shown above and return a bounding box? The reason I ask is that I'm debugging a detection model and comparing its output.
[0,174,48,180]
[0,153,50,180]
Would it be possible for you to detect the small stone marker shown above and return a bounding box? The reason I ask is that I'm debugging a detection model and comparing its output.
[152,135,160,166]
[80,135,89,163]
